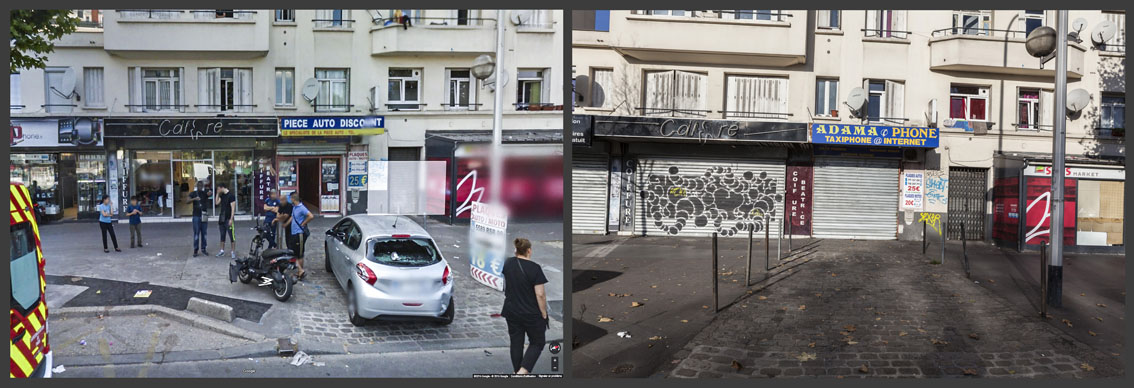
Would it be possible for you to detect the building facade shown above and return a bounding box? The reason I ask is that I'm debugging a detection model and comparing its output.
[571,10,1124,252]
[11,9,564,222]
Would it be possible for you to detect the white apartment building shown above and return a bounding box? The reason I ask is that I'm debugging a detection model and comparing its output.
[571,10,1124,253]
[10,9,564,223]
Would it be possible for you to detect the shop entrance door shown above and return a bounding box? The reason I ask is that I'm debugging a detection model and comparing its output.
[277,156,343,216]
[172,159,214,218]
[298,158,320,212]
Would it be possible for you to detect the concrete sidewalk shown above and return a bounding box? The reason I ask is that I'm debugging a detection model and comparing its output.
[572,234,1124,378]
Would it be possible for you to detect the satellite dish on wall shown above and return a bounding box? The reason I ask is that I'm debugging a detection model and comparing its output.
[846,87,866,112]
[511,10,532,25]
[1067,89,1090,112]
[1071,18,1087,34]
[1091,20,1117,44]
[59,68,77,98]
[300,78,319,102]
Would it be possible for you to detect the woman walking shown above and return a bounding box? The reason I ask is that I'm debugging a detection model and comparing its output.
[97,195,121,252]
[500,238,549,374]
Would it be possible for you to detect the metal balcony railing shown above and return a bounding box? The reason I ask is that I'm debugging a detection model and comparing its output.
[312,19,355,28]
[719,110,793,120]
[372,16,495,27]
[931,27,1030,39]
[117,10,257,21]
[632,10,792,22]
[636,106,713,117]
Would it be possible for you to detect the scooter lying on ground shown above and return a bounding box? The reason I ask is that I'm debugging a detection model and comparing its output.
[229,219,297,301]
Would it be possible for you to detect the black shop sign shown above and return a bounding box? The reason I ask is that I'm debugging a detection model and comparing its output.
[572,115,593,147]
[593,115,808,143]
[104,118,278,139]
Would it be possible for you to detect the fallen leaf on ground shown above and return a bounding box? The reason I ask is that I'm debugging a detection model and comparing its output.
[1008,370,1016,375]
[799,305,807,310]
[1062,319,1073,327]
[598,316,614,323]
[1080,293,1086,296]
[875,317,881,321]
[797,352,817,361]
[858,365,869,373]
[609,293,616,297]
[931,339,949,345]
[1096,303,1107,308]
[831,273,838,277]
[1095,317,1103,322]
[988,279,995,284]
[917,328,928,334]
[631,302,643,307]
[731,361,742,371]
[968,333,980,340]
[648,336,664,341]
[808,342,815,348]
[651,285,657,288]
[815,293,822,297]
[963,369,978,376]
[1081,363,1095,371]
[757,296,768,300]
[898,331,908,337]
[680,320,689,323]
[1089,331,1097,336]
[844,324,857,332]
[702,305,709,309]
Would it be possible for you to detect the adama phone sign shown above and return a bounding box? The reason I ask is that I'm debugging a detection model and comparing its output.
[469,202,509,292]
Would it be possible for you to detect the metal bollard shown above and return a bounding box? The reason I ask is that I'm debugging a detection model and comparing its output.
[1040,241,1048,317]
[940,222,946,264]
[787,211,792,254]
[746,227,753,287]
[712,232,718,313]
[765,215,771,271]
[962,223,970,279]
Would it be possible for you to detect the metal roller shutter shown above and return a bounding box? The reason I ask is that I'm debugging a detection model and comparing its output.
[636,156,785,237]
[572,152,609,234]
[812,157,899,239]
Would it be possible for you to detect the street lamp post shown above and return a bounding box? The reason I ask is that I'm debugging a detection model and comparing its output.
[1047,10,1069,308]
[471,14,507,205]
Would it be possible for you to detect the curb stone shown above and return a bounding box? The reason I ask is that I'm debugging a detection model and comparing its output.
[53,304,266,342]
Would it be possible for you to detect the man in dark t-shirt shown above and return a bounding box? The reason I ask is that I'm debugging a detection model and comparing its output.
[500,238,549,374]
[215,183,237,259]
[274,193,294,252]
[188,181,210,257]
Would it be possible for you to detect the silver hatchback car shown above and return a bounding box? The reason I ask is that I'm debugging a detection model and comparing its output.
[323,215,454,326]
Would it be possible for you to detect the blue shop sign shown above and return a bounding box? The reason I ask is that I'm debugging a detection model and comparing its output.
[280,116,385,136]
[810,123,939,148]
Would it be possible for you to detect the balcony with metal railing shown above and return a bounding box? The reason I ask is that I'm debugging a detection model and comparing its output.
[104,10,269,58]
[369,16,497,56]
[611,10,807,67]
[928,27,1086,78]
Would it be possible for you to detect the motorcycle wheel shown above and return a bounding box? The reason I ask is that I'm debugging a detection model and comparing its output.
[238,269,253,284]
[273,273,293,302]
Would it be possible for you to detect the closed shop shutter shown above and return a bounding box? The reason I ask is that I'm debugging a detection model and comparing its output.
[572,152,609,234]
[812,157,899,239]
[635,156,785,237]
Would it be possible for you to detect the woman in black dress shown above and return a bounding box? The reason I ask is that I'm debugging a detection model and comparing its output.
[500,238,549,374]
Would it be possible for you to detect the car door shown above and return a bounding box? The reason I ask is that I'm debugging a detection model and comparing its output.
[328,219,353,288]
[343,223,365,269]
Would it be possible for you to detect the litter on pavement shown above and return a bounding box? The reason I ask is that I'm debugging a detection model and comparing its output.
[617,331,631,338]
[52,365,66,374]
[134,290,152,298]
[290,351,312,366]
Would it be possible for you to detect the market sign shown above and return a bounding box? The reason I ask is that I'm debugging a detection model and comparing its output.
[811,124,939,148]
[280,116,385,136]
[104,118,277,138]
[1024,165,1124,180]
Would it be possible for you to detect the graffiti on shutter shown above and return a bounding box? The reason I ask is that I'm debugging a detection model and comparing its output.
[643,164,782,236]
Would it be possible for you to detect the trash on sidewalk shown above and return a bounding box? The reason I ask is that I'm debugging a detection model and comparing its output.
[52,365,66,374]
[616,331,631,339]
[289,351,312,366]
[79,340,86,346]
[70,277,82,282]
[483,350,492,356]
[156,253,162,256]
[277,338,297,356]
[313,362,325,367]
[134,290,152,298]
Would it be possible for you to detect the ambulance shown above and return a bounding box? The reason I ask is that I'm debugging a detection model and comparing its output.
[10,183,52,377]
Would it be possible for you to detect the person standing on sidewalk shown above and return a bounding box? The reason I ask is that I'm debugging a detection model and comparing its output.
[262,190,280,249]
[275,192,294,252]
[500,238,549,374]
[287,191,314,280]
[215,183,237,259]
[189,181,210,257]
[125,196,144,248]
[97,195,121,253]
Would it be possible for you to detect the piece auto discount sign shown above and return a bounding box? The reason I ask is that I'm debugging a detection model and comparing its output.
[469,202,509,292]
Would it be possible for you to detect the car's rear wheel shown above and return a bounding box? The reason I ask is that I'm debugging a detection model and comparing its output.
[438,298,455,326]
[347,284,366,326]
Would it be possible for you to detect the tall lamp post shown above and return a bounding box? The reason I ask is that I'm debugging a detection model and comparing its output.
[1025,10,1069,308]
[471,12,507,205]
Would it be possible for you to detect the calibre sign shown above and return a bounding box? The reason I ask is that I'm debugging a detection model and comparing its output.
[104,118,278,138]
[810,124,939,148]
[593,115,808,143]
[659,119,740,142]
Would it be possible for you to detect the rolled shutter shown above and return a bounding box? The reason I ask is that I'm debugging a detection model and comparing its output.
[644,70,673,114]
[817,10,831,28]
[812,157,899,239]
[1040,90,1054,129]
[238,68,253,112]
[893,11,908,38]
[886,80,904,124]
[129,67,142,113]
[572,152,609,234]
[865,10,878,36]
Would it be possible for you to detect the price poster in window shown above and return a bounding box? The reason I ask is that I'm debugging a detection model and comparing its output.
[902,172,924,210]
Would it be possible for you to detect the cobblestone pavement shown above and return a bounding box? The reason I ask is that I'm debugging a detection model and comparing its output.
[661,242,1122,378]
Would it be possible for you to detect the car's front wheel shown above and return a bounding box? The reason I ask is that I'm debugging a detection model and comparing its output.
[347,284,367,326]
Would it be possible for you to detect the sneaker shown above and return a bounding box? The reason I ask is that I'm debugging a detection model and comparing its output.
[231,252,237,259]
[193,251,199,257]
[202,250,210,256]
[130,244,135,248]
[216,250,226,257]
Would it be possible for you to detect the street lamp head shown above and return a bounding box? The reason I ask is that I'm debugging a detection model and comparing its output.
[471,54,496,80]
[1025,26,1058,58]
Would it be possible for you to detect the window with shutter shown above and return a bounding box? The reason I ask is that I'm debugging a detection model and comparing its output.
[83,67,104,108]
[726,75,789,119]
[590,68,614,109]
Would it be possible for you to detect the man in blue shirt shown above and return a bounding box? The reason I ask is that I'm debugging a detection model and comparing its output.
[97,195,120,252]
[188,181,210,257]
[125,196,144,248]
[262,190,280,249]
[287,191,314,280]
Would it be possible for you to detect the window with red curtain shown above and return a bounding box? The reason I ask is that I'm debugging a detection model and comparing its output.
[950,97,967,119]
